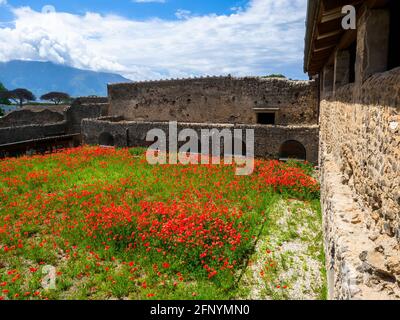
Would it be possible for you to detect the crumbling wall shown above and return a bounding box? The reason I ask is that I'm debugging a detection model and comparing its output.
[108,77,318,126]
[320,67,400,299]
[0,97,108,146]
[0,108,65,128]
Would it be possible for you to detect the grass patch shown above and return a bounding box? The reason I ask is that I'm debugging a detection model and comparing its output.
[0,146,323,300]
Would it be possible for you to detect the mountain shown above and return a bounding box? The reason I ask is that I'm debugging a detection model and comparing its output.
[0,60,131,98]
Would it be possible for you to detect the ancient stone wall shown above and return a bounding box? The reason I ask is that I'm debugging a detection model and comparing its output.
[0,122,67,145]
[320,67,400,299]
[0,97,109,148]
[66,97,109,134]
[82,118,319,164]
[108,77,318,126]
[0,108,65,128]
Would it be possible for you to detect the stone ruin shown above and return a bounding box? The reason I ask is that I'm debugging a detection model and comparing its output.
[1,0,398,301]
[305,0,400,299]
[82,76,320,164]
[0,97,108,157]
[0,76,320,163]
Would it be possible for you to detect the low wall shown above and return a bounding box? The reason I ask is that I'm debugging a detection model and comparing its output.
[82,119,319,164]
[320,67,400,299]
[0,122,67,145]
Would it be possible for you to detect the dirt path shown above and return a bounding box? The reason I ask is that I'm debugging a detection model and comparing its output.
[236,198,326,300]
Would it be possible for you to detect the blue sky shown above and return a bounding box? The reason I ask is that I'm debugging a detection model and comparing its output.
[0,0,309,80]
[3,0,249,20]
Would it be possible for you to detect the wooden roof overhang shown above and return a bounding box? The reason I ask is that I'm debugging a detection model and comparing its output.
[304,0,390,76]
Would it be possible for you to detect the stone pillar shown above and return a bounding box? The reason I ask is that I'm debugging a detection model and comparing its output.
[334,49,350,93]
[355,8,390,84]
[322,65,334,97]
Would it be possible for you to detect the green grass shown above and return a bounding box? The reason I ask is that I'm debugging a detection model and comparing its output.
[0,146,325,300]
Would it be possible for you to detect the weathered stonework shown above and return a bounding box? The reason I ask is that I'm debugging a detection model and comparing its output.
[0,122,67,145]
[78,76,319,164]
[66,97,109,134]
[0,97,109,146]
[108,76,318,126]
[305,0,400,300]
[0,108,66,128]
[82,118,319,164]
[320,67,400,299]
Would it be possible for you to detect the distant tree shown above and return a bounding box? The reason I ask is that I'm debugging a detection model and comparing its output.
[0,88,36,108]
[263,74,286,78]
[40,92,71,105]
[0,82,11,105]
[0,107,4,117]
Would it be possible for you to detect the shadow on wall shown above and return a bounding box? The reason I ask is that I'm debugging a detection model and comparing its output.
[279,140,307,161]
[99,132,115,146]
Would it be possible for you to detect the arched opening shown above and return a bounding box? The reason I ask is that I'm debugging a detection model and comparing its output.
[232,138,247,157]
[147,136,167,152]
[99,132,115,146]
[279,140,306,161]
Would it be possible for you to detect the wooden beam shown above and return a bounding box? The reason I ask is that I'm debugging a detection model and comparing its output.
[323,0,363,11]
[318,19,343,34]
[337,29,357,50]
[325,29,357,66]
[316,29,342,40]
[311,0,365,72]
[321,8,343,23]
[314,45,337,52]
[315,35,342,49]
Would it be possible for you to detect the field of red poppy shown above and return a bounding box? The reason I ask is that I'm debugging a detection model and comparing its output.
[0,146,323,300]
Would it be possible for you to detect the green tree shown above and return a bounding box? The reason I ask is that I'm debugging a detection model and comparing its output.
[263,74,286,78]
[40,92,71,105]
[0,88,36,108]
[0,82,11,105]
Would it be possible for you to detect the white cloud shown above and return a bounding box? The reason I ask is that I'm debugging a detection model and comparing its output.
[230,6,244,13]
[175,9,192,20]
[0,0,308,80]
